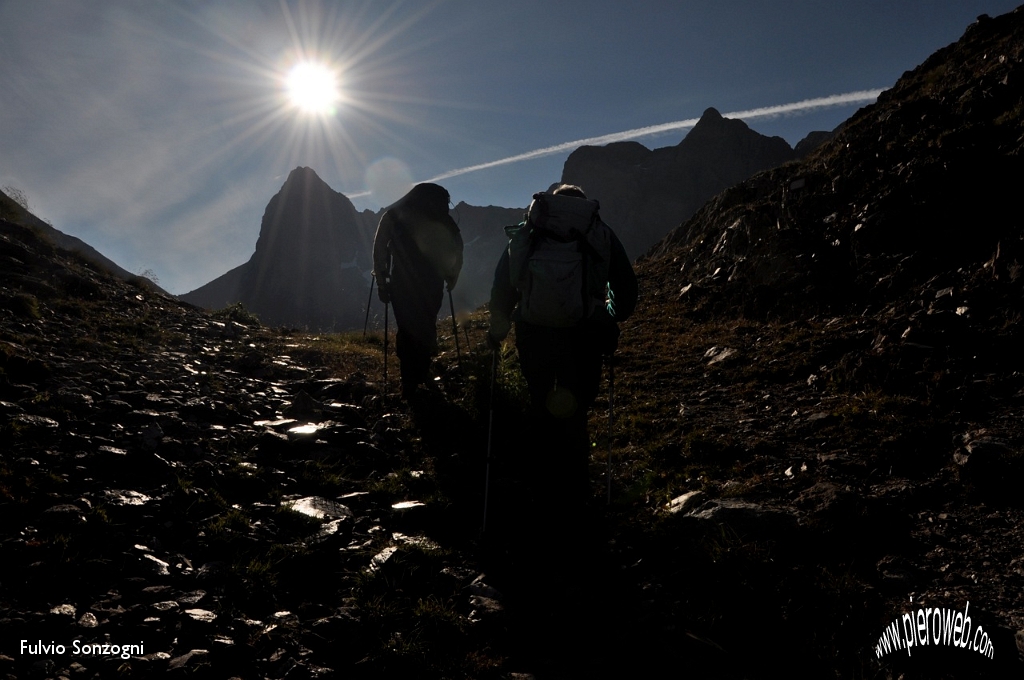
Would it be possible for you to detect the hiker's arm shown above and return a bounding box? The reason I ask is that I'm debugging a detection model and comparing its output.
[372,212,394,302]
[448,218,464,290]
[607,233,638,321]
[372,213,394,280]
[488,248,516,342]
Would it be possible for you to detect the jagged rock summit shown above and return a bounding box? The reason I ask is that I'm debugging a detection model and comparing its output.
[181,167,374,331]
[560,106,819,260]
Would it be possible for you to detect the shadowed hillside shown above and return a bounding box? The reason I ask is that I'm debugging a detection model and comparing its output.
[1,187,164,293]
[611,6,1024,677]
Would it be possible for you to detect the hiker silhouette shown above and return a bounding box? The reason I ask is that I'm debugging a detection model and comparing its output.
[373,183,464,398]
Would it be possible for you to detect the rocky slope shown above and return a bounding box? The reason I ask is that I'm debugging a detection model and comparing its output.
[1,189,164,294]
[0,215,518,678]
[615,5,1024,678]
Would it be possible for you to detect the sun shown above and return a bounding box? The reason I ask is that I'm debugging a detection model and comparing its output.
[285,61,341,114]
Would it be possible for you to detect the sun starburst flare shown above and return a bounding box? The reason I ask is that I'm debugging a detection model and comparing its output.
[286,61,341,114]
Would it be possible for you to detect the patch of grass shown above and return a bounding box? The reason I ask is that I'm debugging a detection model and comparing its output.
[271,506,323,541]
[0,463,28,503]
[0,293,41,319]
[694,522,751,565]
[206,507,251,535]
[680,429,745,465]
[830,389,922,424]
[616,409,663,442]
[412,594,467,637]
[88,505,109,524]
[103,315,180,348]
[493,342,529,404]
[212,302,261,325]
[237,555,278,590]
[284,330,392,379]
[295,331,381,358]
[349,542,481,678]
[170,483,229,523]
[294,458,351,496]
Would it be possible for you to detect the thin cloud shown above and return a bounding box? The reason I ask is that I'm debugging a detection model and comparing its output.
[416,89,883,185]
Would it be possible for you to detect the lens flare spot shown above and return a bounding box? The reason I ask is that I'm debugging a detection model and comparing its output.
[365,157,414,207]
[286,61,340,114]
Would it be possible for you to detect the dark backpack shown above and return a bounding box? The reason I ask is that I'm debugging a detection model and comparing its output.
[507,192,612,327]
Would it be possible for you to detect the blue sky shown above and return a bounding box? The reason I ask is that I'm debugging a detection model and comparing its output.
[1,0,1019,295]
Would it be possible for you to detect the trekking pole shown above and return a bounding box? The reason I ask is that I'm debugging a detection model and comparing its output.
[482,347,497,534]
[383,302,390,393]
[606,353,615,506]
[363,274,375,337]
[448,288,462,369]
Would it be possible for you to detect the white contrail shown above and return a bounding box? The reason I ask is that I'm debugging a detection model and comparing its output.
[349,89,883,197]
[426,90,883,182]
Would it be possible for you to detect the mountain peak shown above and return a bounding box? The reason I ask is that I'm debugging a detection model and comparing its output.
[560,105,795,260]
[285,166,323,185]
[700,107,723,121]
[687,107,751,139]
[182,166,370,331]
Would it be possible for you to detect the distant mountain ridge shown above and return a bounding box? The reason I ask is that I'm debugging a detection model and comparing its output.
[180,113,828,331]
[3,106,836,334]
[560,107,832,259]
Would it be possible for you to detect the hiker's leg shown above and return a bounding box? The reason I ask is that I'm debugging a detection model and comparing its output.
[391,289,441,392]
[540,342,603,513]
[395,328,422,394]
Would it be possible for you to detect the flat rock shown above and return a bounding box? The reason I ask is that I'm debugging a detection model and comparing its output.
[664,490,706,514]
[685,498,799,536]
[282,496,353,521]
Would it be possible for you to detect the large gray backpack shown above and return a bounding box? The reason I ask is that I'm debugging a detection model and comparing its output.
[507,192,612,327]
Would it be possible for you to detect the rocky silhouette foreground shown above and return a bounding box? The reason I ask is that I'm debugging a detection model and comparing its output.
[0,217,517,678]
[5,193,1024,680]
[618,6,1024,679]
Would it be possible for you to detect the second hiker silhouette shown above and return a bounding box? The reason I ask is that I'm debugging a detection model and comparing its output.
[488,184,638,514]
[373,183,464,398]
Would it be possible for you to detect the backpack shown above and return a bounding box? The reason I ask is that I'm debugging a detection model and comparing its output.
[507,192,612,327]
